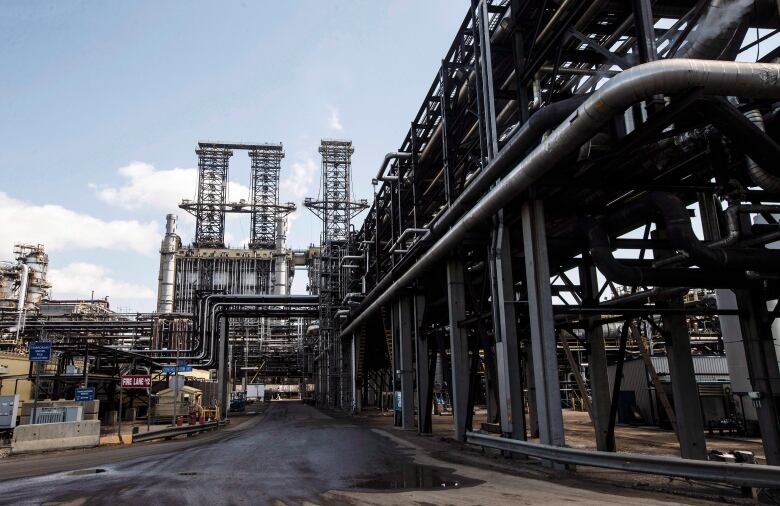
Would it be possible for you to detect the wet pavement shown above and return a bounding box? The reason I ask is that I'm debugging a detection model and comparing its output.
[0,401,475,505]
[0,401,712,505]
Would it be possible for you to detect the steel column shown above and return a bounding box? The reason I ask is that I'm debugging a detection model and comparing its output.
[447,257,471,441]
[414,295,432,433]
[579,264,612,451]
[490,211,525,439]
[397,296,415,430]
[521,198,565,449]
[734,289,780,466]
[654,229,708,460]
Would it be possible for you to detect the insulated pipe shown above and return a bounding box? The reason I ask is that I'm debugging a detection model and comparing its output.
[339,59,780,339]
[584,218,748,289]
[14,264,28,344]
[374,152,412,183]
[744,108,780,191]
[387,228,430,253]
[636,192,780,271]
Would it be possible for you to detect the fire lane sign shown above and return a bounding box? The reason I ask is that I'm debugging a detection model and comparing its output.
[121,375,151,389]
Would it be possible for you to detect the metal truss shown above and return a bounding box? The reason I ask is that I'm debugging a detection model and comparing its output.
[193,146,232,247]
[249,144,285,249]
[304,139,368,409]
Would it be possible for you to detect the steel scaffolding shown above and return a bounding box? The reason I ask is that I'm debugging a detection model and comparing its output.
[304,139,368,409]
[249,145,285,249]
[193,146,232,247]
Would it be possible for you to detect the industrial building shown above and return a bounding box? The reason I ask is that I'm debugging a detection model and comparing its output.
[4,0,780,498]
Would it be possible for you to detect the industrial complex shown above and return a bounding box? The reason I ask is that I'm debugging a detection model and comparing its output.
[4,0,780,503]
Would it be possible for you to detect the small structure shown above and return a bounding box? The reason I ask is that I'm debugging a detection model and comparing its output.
[152,385,202,421]
[607,355,733,429]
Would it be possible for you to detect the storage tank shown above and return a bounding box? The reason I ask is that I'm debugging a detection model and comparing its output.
[273,217,288,295]
[157,214,181,314]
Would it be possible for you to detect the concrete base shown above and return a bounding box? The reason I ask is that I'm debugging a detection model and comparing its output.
[11,420,100,454]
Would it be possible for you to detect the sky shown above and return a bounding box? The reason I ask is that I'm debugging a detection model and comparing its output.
[0,1,465,312]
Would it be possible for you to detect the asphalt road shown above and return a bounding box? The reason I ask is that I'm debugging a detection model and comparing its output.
[0,401,702,505]
[0,401,426,505]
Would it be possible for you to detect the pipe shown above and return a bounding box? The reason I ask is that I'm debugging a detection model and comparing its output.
[638,192,780,271]
[744,108,780,191]
[584,218,746,289]
[676,0,752,61]
[339,59,780,339]
[14,263,28,344]
[694,97,780,184]
[374,152,412,183]
[387,228,430,253]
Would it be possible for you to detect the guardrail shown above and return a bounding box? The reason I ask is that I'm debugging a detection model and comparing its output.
[466,432,780,489]
[132,421,219,443]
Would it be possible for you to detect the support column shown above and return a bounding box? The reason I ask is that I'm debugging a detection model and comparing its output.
[447,258,471,441]
[217,317,229,421]
[579,264,613,451]
[391,303,401,426]
[654,229,708,460]
[521,199,565,448]
[414,295,432,433]
[397,297,415,430]
[663,298,708,460]
[490,211,525,439]
[351,332,357,414]
[734,289,780,465]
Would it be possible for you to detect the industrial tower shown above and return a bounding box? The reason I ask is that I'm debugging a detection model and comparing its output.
[304,139,368,409]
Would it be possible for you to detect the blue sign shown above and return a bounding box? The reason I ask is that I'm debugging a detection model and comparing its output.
[75,387,95,401]
[29,341,52,362]
[394,391,402,411]
[161,364,192,374]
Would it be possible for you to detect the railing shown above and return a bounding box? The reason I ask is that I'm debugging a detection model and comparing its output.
[466,432,780,489]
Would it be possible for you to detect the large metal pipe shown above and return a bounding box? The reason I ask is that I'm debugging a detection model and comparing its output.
[340,59,780,338]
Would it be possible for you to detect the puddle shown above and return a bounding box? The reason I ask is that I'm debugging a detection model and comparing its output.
[351,463,481,491]
[68,468,106,476]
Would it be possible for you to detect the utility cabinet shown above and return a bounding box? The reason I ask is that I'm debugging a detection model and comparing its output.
[0,395,20,429]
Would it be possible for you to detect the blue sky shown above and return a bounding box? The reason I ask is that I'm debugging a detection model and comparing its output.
[0,1,465,311]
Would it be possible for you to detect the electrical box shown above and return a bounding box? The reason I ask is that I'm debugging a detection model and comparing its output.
[0,395,20,429]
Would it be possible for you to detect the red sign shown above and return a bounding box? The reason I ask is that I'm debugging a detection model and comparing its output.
[121,375,151,389]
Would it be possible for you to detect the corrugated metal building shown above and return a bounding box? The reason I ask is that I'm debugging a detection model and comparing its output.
[607,355,731,427]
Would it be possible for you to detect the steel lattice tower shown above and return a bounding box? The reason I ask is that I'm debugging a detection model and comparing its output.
[249,145,285,249]
[194,146,233,247]
[304,139,368,408]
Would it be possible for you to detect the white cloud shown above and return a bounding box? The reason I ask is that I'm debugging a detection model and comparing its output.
[90,161,249,211]
[328,105,343,131]
[0,192,159,257]
[281,157,318,223]
[48,262,156,300]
